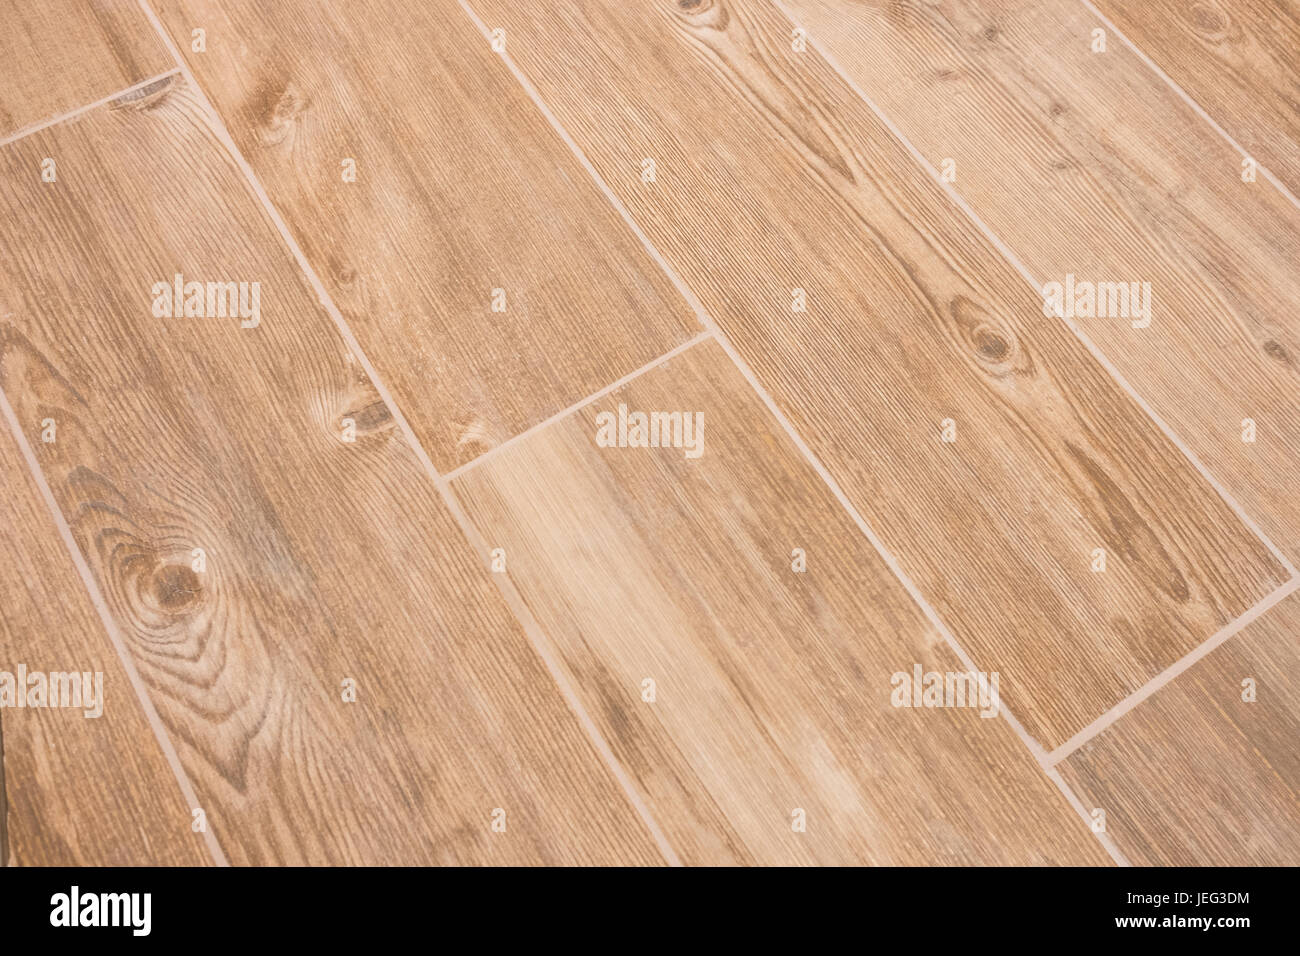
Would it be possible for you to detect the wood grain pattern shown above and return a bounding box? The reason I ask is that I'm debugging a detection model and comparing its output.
[148,0,699,471]
[1061,589,1300,865]
[0,418,209,865]
[0,75,663,865]
[460,0,1288,749]
[1092,0,1300,197]
[0,0,170,138]
[783,0,1300,567]
[454,338,1111,864]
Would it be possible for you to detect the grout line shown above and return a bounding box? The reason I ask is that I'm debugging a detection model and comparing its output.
[1040,761,1130,865]
[133,0,683,868]
[432,475,684,867]
[444,329,714,484]
[1048,575,1300,765]
[768,0,1297,867]
[1078,0,1300,216]
[0,387,228,867]
[460,0,1127,865]
[769,0,1300,860]
[769,0,1297,583]
[455,0,715,335]
[0,69,182,149]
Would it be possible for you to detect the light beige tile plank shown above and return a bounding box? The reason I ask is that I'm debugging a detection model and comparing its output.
[455,338,1113,864]
[782,0,1300,568]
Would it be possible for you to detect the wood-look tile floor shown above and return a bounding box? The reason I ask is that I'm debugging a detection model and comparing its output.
[0,0,1295,866]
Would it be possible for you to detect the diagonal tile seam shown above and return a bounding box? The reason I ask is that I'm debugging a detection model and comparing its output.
[1077,0,1300,215]
[455,0,1128,865]
[768,0,1300,858]
[443,328,715,483]
[1047,574,1300,765]
[0,387,229,866]
[131,0,683,867]
[767,0,1296,582]
[0,69,182,149]
[772,0,1300,735]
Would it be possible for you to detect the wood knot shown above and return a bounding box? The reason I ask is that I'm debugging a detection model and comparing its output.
[328,255,357,287]
[951,296,1024,377]
[973,327,1009,361]
[1188,1,1231,40]
[253,79,310,146]
[271,86,309,123]
[674,0,727,27]
[1262,339,1293,369]
[339,399,393,437]
[155,563,202,610]
[115,543,211,632]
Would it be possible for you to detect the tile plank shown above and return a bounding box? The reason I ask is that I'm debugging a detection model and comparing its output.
[0,0,170,138]
[782,0,1300,567]
[0,75,663,865]
[148,0,699,471]
[455,338,1112,864]
[459,0,1288,749]
[1061,589,1300,865]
